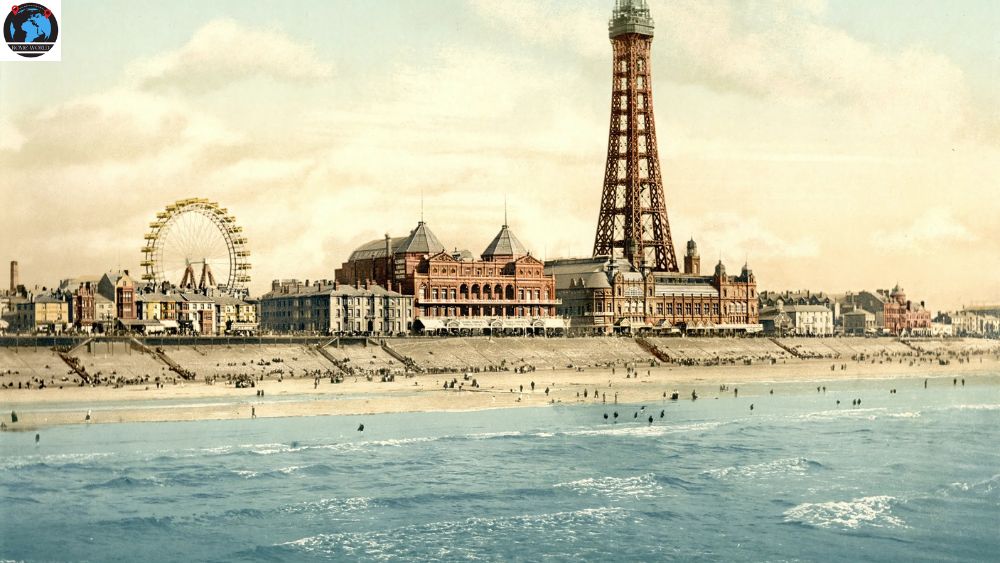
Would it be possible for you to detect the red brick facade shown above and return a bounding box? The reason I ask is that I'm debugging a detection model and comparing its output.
[883,286,931,335]
[336,222,557,320]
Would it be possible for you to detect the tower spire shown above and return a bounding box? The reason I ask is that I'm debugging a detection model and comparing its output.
[593,0,678,271]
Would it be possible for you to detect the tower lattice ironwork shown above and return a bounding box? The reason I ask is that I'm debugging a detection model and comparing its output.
[593,0,678,272]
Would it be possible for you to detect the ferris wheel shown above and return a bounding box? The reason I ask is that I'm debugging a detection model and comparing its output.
[141,198,251,294]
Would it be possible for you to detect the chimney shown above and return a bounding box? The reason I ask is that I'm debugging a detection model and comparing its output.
[9,261,18,293]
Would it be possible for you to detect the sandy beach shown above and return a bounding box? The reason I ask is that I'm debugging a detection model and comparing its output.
[2,351,998,430]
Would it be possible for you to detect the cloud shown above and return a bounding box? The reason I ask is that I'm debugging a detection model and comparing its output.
[0,86,246,170]
[0,117,24,151]
[2,3,997,310]
[471,0,606,59]
[472,0,973,146]
[655,0,969,137]
[680,212,821,263]
[131,19,333,93]
[872,209,978,253]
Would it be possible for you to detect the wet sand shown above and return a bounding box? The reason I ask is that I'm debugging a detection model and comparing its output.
[2,355,997,430]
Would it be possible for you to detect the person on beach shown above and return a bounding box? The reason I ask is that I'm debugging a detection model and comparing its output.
[251,406,256,419]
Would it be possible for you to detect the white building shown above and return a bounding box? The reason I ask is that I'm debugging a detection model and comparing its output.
[260,280,413,335]
[783,303,834,336]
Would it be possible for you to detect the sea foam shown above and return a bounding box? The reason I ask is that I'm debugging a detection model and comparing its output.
[704,457,821,479]
[554,473,663,500]
[784,495,906,530]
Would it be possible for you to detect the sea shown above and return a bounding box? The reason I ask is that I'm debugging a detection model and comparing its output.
[1,375,998,562]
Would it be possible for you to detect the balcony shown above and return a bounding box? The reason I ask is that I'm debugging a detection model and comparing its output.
[417,298,561,306]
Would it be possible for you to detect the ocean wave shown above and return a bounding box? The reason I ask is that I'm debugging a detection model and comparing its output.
[279,496,373,517]
[704,457,823,479]
[799,408,886,422]
[83,475,164,490]
[0,451,115,471]
[885,411,921,419]
[562,420,728,438]
[784,495,906,530]
[277,506,628,558]
[554,473,662,500]
[951,404,1000,411]
[946,474,1000,499]
[461,431,524,440]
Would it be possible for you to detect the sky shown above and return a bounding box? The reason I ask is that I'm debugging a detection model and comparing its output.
[1,0,998,311]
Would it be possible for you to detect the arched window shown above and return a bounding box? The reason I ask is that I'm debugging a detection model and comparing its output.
[471,284,480,299]
[419,285,426,299]
[460,284,469,300]
[506,285,515,300]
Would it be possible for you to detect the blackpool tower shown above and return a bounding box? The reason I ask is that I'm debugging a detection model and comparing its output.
[592,0,679,272]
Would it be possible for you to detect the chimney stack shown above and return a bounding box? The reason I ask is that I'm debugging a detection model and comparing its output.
[10,261,18,293]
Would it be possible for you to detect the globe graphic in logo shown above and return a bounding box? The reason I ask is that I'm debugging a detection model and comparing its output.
[4,3,58,58]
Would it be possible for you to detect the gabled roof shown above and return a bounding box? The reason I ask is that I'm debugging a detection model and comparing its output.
[514,254,543,266]
[395,221,446,255]
[427,251,459,263]
[482,224,527,259]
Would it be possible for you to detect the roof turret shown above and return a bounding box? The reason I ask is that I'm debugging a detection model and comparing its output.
[395,221,446,255]
[482,224,528,260]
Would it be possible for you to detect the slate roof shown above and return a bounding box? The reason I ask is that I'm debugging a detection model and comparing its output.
[544,258,613,290]
[348,236,409,261]
[395,222,446,255]
[481,224,528,258]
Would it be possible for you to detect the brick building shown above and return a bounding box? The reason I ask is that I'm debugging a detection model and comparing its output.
[335,221,558,325]
[545,239,759,335]
[98,270,136,321]
[882,285,931,335]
